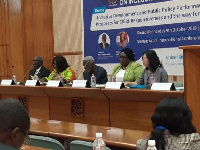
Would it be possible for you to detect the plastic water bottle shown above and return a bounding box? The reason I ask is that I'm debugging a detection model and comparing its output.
[91,74,96,88]
[93,133,106,150]
[150,74,155,86]
[58,75,62,81]
[147,140,157,150]
[13,75,17,84]
[112,75,116,82]
[34,74,39,80]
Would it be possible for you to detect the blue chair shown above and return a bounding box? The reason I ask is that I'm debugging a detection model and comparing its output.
[70,140,111,150]
[26,135,65,150]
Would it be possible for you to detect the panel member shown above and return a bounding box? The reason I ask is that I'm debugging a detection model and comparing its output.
[83,56,108,84]
[46,55,76,83]
[29,56,50,80]
[111,48,143,82]
[0,99,30,149]
[137,50,168,86]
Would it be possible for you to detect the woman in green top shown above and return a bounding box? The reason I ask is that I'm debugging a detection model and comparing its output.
[111,48,143,82]
[46,55,76,83]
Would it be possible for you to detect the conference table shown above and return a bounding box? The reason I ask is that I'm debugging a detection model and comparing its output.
[0,85,184,131]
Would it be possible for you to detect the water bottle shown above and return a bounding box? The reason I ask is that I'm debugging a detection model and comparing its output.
[93,133,106,150]
[91,74,96,88]
[147,140,157,150]
[150,74,155,86]
[57,74,63,82]
[34,74,39,80]
[13,75,17,84]
[112,75,116,82]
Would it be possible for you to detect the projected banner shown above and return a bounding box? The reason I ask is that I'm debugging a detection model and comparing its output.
[83,0,200,75]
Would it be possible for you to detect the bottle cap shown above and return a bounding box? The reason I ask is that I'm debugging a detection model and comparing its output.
[148,140,155,146]
[96,133,102,138]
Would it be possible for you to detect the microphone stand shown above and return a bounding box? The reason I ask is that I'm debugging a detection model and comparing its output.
[19,65,33,85]
[76,61,90,79]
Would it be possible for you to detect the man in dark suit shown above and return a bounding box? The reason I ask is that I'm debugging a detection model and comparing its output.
[83,56,108,84]
[29,56,50,80]
[99,34,109,49]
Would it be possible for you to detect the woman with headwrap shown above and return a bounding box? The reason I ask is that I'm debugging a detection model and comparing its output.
[111,48,143,82]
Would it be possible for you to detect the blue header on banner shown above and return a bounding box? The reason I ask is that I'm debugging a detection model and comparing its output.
[93,6,106,14]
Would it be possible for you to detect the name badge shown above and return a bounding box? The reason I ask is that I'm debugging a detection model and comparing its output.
[151,83,175,91]
[46,80,63,87]
[105,82,124,89]
[1,80,14,85]
[25,80,40,86]
[72,80,87,88]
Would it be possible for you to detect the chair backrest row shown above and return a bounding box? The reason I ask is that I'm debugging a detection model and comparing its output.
[27,135,111,150]
[27,135,65,150]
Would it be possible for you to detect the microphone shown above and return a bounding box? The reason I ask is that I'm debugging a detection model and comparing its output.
[19,64,33,85]
[76,61,90,79]
[0,65,14,77]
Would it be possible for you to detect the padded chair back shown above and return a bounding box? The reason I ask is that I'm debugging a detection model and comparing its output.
[172,81,183,87]
[27,135,65,150]
[70,140,111,150]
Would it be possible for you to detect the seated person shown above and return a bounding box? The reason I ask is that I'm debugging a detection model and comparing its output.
[136,97,200,150]
[46,55,76,83]
[83,56,108,84]
[0,98,30,150]
[124,50,168,87]
[111,48,143,82]
[29,56,50,81]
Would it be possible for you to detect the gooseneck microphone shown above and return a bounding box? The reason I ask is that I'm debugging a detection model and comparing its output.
[76,61,90,79]
[19,64,33,85]
[0,65,14,77]
[23,64,33,81]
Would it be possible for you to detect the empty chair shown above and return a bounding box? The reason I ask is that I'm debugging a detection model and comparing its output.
[26,135,65,150]
[70,140,111,150]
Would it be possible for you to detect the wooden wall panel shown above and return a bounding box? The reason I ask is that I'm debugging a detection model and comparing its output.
[22,0,54,76]
[9,0,24,80]
[0,46,11,79]
[0,0,11,79]
[4,0,9,45]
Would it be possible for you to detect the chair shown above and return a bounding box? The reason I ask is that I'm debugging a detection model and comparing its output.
[172,81,183,87]
[70,140,111,150]
[26,135,65,150]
